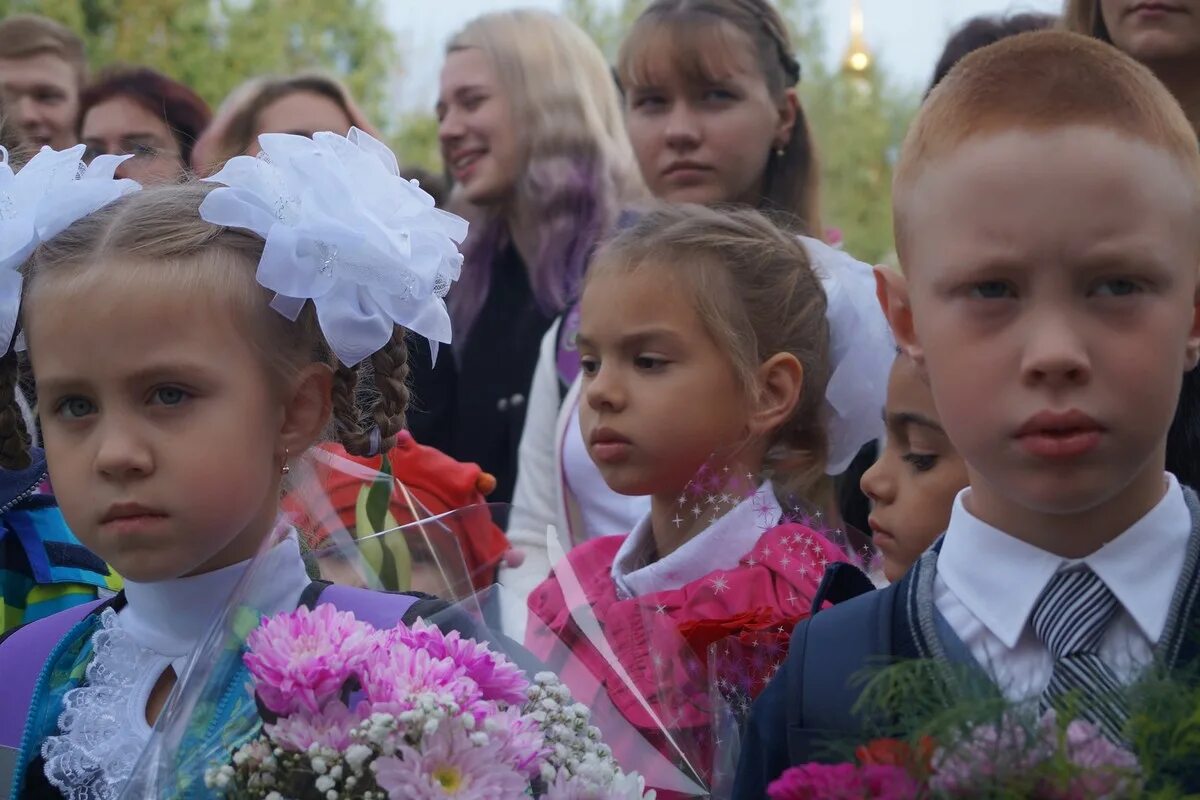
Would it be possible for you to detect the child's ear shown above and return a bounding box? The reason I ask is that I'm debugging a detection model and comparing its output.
[773,88,799,152]
[279,363,334,457]
[875,265,924,368]
[1186,281,1200,370]
[750,352,803,437]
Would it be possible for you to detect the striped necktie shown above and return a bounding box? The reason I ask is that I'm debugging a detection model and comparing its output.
[1030,567,1129,742]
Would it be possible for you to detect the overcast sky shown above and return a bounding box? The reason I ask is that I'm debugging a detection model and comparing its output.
[387,0,1063,113]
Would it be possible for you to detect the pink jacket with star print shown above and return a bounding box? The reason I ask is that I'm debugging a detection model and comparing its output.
[524,521,849,790]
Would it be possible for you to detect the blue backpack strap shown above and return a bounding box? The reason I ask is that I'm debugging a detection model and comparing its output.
[735,580,899,796]
[785,582,899,762]
[811,562,877,616]
[0,598,106,749]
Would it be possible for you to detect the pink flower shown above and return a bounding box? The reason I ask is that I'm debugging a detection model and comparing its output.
[1055,715,1141,799]
[371,724,527,799]
[930,713,1051,795]
[860,765,921,799]
[386,620,529,705]
[491,706,548,777]
[361,643,483,718]
[931,711,1140,798]
[264,701,356,751]
[767,763,917,799]
[767,763,866,800]
[244,604,377,716]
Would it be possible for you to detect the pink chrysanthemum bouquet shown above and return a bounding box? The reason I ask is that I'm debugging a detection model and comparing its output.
[204,604,653,800]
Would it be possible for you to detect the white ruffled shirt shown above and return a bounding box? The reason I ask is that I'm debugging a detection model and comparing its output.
[611,482,781,598]
[41,532,311,800]
[934,475,1190,702]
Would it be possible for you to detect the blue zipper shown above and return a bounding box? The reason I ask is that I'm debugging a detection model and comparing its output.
[9,613,94,798]
[0,470,46,516]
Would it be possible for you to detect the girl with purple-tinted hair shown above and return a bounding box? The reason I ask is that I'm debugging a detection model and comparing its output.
[409,10,645,525]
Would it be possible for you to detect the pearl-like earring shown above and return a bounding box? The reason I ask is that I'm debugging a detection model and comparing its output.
[281,448,291,476]
[775,146,787,158]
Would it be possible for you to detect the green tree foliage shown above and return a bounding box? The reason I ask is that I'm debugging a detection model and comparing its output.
[392,112,439,176]
[562,0,646,61]
[0,0,396,130]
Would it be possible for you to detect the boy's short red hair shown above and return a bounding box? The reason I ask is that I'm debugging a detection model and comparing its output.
[893,30,1200,262]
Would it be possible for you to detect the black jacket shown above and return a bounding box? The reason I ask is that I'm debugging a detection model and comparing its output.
[407,244,553,509]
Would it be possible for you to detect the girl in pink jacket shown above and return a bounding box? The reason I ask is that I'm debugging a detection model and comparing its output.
[525,204,892,789]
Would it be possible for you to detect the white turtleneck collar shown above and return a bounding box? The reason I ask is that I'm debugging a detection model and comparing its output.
[118,529,312,673]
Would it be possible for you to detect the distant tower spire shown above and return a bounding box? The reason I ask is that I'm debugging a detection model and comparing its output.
[842,0,873,74]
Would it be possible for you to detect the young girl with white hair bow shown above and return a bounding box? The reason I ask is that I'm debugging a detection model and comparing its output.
[0,131,468,799]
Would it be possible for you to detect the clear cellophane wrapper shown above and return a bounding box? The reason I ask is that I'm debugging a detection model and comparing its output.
[117,449,702,798]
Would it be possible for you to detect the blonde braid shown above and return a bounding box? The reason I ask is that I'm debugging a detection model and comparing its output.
[335,327,411,457]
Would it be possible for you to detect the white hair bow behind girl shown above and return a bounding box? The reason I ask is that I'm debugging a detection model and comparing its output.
[804,236,896,475]
[0,145,140,352]
[199,128,467,367]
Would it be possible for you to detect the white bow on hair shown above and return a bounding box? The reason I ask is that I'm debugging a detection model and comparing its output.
[0,145,140,352]
[199,127,467,368]
[802,236,897,475]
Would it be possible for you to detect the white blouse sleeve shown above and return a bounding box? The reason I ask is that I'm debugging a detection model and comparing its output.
[500,319,564,638]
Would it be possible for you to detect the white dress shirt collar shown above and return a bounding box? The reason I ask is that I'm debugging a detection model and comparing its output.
[611,482,781,598]
[938,475,1189,649]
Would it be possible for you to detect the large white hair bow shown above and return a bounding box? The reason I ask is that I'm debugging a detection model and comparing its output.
[199,128,466,367]
[0,145,140,351]
[802,236,897,475]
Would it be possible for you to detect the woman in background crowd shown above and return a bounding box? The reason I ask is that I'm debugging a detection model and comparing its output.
[410,9,645,523]
[194,73,377,174]
[79,66,210,185]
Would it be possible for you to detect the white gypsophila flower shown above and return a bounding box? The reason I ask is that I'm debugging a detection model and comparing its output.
[526,673,623,782]
[344,744,373,772]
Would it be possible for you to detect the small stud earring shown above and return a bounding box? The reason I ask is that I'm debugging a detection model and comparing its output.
[775,146,786,158]
[281,448,291,476]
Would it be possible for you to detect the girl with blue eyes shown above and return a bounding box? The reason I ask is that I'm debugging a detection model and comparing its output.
[0,134,470,798]
[860,352,969,583]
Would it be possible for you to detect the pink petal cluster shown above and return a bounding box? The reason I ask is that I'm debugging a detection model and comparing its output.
[387,620,529,705]
[1055,716,1141,799]
[371,724,527,800]
[490,706,549,778]
[768,763,919,800]
[360,643,483,717]
[264,702,356,751]
[930,713,1049,795]
[930,711,1140,798]
[244,604,376,715]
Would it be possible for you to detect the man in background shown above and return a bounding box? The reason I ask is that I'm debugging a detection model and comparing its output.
[0,14,85,152]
